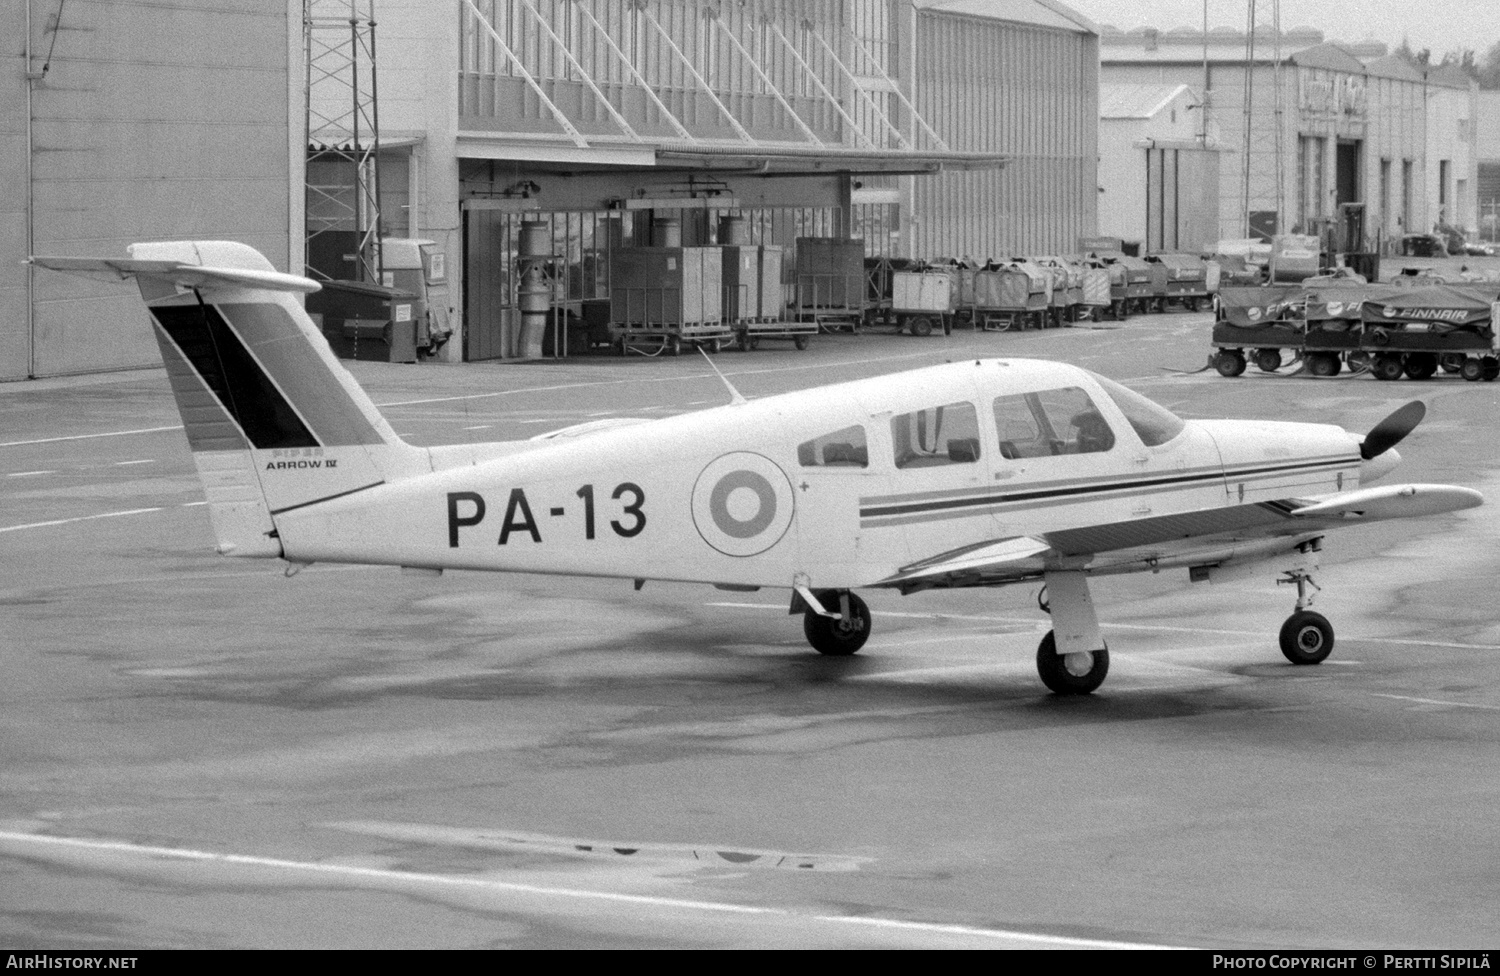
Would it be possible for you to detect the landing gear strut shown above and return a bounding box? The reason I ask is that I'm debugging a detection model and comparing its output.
[1036,571,1110,695]
[1276,548,1334,665]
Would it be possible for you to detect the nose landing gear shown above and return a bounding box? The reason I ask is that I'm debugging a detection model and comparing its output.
[1276,547,1334,665]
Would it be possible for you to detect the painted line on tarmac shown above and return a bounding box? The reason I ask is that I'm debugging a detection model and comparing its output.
[0,507,163,534]
[376,348,946,408]
[1371,694,1500,711]
[0,425,183,448]
[0,831,1180,949]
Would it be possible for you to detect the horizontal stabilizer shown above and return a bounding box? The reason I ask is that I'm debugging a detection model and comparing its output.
[28,256,321,295]
[1291,483,1483,520]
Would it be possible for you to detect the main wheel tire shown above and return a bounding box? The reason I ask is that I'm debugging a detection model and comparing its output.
[1036,631,1109,695]
[1307,352,1342,377]
[1373,354,1404,381]
[1460,357,1485,381]
[1215,350,1247,377]
[1255,349,1282,373]
[909,315,935,337]
[803,590,871,656]
[1279,610,1334,665]
[1403,353,1438,380]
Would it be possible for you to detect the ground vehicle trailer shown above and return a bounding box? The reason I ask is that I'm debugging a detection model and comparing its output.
[888,268,957,336]
[1088,250,1153,315]
[1209,285,1306,376]
[1034,256,1098,321]
[958,261,1051,330]
[1359,285,1500,381]
[1210,283,1500,380]
[1145,253,1212,311]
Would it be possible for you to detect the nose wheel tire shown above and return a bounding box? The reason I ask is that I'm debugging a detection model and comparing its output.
[1279,610,1334,665]
[803,590,871,656]
[1036,630,1109,695]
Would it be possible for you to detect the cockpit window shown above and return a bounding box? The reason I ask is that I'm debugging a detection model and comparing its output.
[891,402,981,469]
[797,425,868,468]
[1088,372,1186,447]
[993,387,1116,458]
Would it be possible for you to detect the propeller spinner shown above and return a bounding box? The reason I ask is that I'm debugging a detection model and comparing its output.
[1360,401,1426,461]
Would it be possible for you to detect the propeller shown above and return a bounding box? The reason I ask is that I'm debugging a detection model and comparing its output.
[1360,401,1426,460]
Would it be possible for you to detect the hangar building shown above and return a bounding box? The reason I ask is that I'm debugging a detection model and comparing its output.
[1099,26,1477,250]
[4,0,1100,378]
[328,0,1101,361]
[2,1,302,381]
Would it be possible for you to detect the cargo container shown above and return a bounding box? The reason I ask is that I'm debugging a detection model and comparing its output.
[608,247,732,355]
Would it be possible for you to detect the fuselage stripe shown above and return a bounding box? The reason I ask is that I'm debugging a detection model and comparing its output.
[859,457,1354,520]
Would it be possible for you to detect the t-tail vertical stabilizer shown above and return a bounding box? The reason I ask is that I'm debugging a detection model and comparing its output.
[30,241,431,558]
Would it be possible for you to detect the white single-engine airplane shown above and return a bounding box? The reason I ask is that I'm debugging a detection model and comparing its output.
[32,242,1485,694]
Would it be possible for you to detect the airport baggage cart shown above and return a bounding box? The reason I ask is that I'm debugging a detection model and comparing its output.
[1357,284,1500,381]
[1296,284,1389,376]
[1080,267,1113,319]
[1146,253,1212,311]
[792,237,866,332]
[1089,250,1154,315]
[1209,285,1307,376]
[1031,256,1087,323]
[731,245,815,350]
[962,262,1050,330]
[609,247,733,355]
[889,269,957,336]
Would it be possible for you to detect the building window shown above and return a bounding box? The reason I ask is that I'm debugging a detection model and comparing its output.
[1380,158,1391,234]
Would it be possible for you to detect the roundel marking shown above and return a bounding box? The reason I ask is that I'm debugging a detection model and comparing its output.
[692,452,794,557]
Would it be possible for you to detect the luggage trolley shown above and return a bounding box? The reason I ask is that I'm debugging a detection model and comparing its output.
[1145,253,1213,312]
[722,244,815,351]
[792,237,867,333]
[888,267,958,336]
[608,247,734,356]
[960,261,1051,331]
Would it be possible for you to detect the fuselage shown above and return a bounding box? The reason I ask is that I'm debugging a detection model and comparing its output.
[275,359,1363,589]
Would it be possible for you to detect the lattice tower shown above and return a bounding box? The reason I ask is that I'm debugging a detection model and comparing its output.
[305,0,382,282]
[1240,0,1285,236]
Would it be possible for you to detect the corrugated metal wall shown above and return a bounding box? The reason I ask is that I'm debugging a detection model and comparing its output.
[910,13,1098,259]
[2,1,294,381]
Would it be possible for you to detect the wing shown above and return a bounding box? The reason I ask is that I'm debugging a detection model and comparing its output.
[876,483,1481,593]
[27,256,321,294]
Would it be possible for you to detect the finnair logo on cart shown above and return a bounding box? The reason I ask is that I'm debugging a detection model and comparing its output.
[1380,306,1470,321]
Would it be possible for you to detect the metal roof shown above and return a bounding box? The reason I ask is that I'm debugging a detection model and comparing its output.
[1099,83,1195,120]
[914,0,1096,34]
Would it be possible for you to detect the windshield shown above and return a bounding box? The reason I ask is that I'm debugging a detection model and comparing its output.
[1088,372,1186,447]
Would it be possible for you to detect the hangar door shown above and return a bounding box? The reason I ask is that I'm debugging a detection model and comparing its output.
[1145,147,1220,254]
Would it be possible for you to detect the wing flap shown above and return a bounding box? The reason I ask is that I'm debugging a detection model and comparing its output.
[877,536,1053,589]
[1290,483,1483,520]
[28,257,321,294]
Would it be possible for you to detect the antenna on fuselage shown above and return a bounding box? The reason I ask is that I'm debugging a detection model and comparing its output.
[698,347,748,406]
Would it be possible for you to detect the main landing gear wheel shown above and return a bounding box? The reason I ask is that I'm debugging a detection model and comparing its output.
[1036,631,1109,695]
[1279,610,1334,665]
[803,590,871,656]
